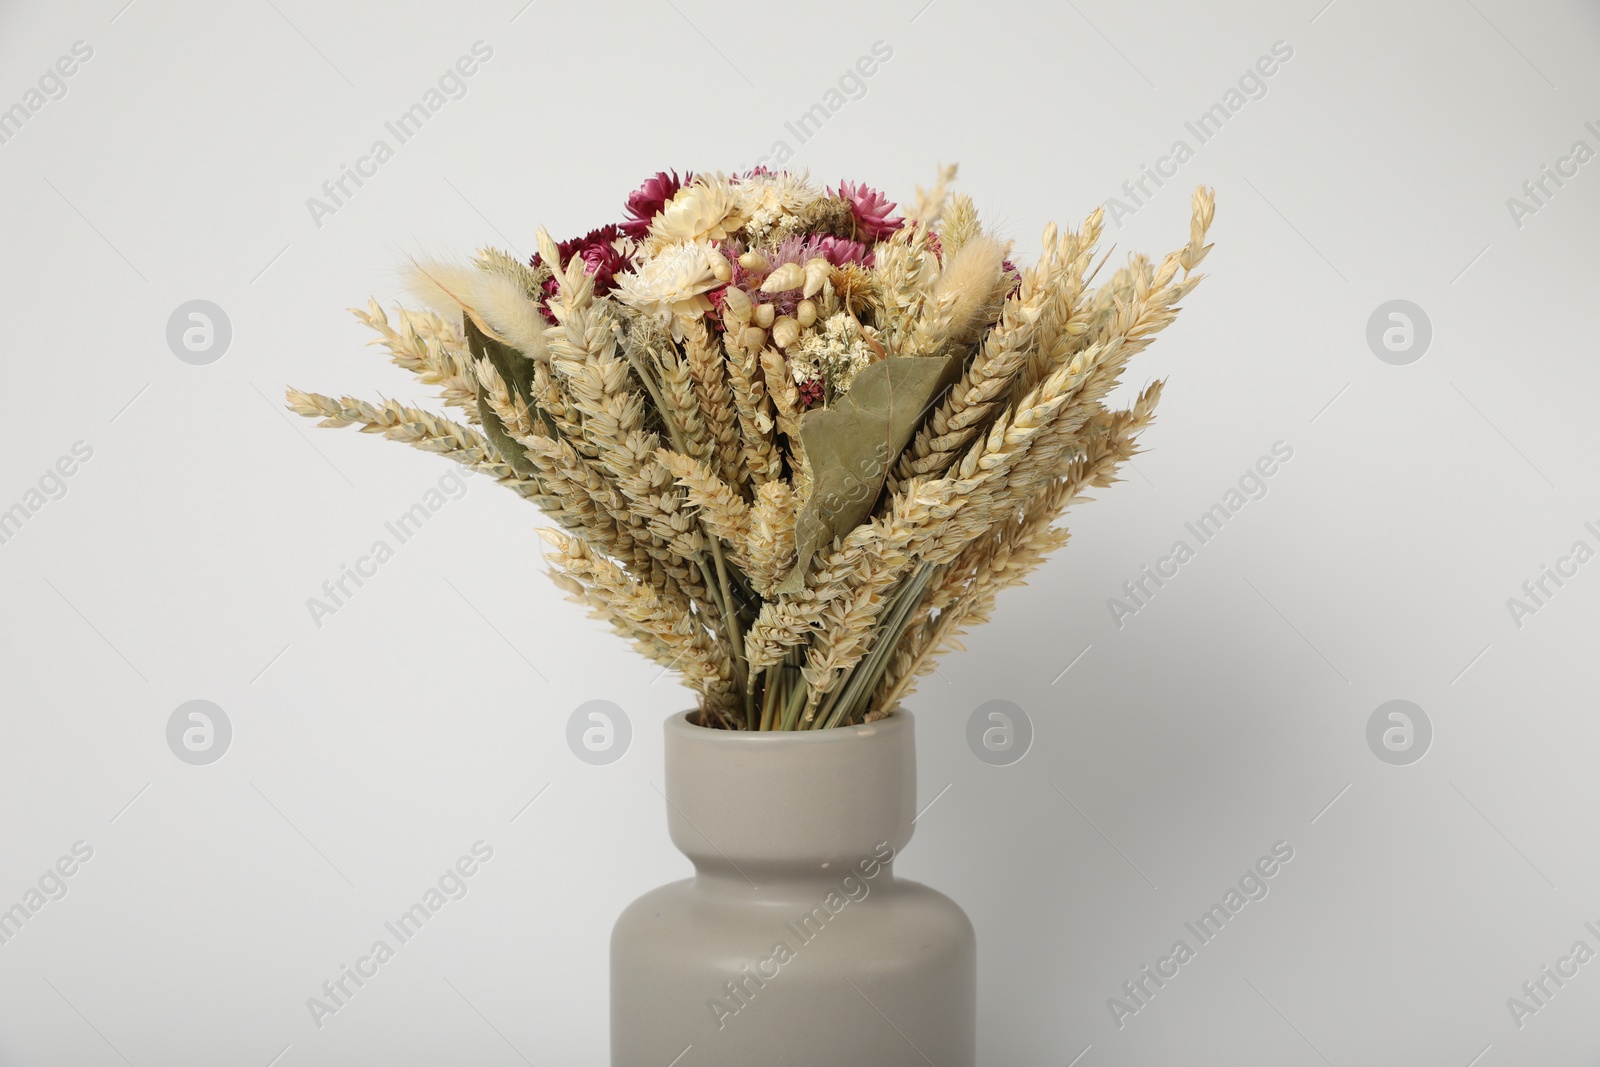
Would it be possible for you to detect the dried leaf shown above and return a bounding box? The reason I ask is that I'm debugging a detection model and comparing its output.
[776,353,962,594]
[467,316,541,477]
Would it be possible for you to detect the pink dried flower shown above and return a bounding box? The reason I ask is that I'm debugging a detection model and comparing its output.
[705,284,731,332]
[561,225,629,293]
[770,234,872,269]
[530,224,630,321]
[835,180,904,242]
[621,170,692,240]
[796,377,824,407]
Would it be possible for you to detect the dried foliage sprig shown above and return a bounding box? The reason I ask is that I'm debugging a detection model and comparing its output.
[289,165,1215,729]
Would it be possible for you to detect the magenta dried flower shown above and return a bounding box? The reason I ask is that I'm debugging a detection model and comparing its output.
[621,170,692,240]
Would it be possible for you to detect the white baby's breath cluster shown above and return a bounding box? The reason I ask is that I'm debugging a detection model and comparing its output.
[789,311,879,396]
[287,164,1217,732]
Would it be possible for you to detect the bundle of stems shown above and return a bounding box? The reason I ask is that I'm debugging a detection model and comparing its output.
[287,166,1214,729]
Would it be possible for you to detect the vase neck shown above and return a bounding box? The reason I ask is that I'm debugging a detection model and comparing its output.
[662,712,918,875]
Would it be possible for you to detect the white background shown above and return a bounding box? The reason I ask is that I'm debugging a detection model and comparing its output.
[1,0,1597,1063]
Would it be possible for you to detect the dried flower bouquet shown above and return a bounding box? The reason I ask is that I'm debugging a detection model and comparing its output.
[287,165,1214,730]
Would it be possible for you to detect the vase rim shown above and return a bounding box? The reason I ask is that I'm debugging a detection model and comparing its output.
[668,707,910,742]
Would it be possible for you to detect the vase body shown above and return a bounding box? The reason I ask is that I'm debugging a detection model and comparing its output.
[610,710,975,1066]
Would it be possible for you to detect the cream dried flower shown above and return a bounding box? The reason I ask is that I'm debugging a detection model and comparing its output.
[647,174,744,251]
[736,170,823,245]
[611,240,720,333]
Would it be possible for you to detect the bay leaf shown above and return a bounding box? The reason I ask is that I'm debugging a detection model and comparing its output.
[775,352,962,594]
[465,316,546,478]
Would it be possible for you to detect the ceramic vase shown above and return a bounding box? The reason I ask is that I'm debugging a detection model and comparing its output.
[610,709,975,1066]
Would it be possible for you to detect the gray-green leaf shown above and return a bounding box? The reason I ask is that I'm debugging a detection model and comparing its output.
[776,353,962,594]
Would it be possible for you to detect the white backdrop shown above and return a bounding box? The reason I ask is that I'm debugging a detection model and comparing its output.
[2,0,1597,1063]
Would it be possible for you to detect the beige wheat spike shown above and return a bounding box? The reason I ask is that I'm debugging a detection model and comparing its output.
[995,242,1205,503]
[905,162,958,224]
[618,459,706,564]
[722,330,783,486]
[542,530,737,715]
[798,543,913,720]
[531,360,589,451]
[896,230,1068,492]
[871,221,938,351]
[656,341,716,470]
[743,474,972,674]
[517,426,679,593]
[473,357,532,436]
[474,246,544,296]
[543,268,678,526]
[940,194,980,256]
[285,389,520,483]
[888,224,1065,489]
[659,450,752,560]
[974,197,1209,514]
[898,342,1112,567]
[746,480,797,598]
[759,346,805,445]
[1011,207,1105,404]
[677,314,744,493]
[352,301,481,419]
[879,383,1164,710]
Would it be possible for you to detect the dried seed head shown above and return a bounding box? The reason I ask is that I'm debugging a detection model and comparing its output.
[771,315,800,348]
[761,262,806,293]
[705,245,733,283]
[802,258,831,298]
[796,299,818,327]
[753,303,776,328]
[722,284,752,320]
[738,250,770,273]
[741,325,767,351]
[831,263,877,316]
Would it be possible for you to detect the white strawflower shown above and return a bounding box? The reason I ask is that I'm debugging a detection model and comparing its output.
[646,174,744,252]
[611,241,720,334]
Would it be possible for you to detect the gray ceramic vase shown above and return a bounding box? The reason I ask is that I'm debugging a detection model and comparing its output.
[611,709,975,1066]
